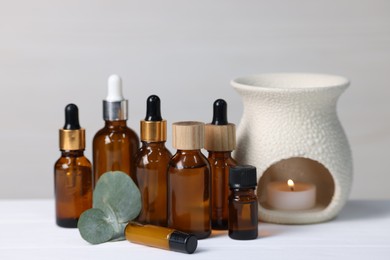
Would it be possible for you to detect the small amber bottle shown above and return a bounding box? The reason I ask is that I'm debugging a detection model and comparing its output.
[93,75,140,186]
[205,99,237,230]
[125,222,197,254]
[54,104,92,228]
[168,121,212,239]
[228,165,258,240]
[135,95,172,226]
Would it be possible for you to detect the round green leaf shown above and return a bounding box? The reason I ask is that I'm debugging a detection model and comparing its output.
[93,171,141,223]
[78,208,114,244]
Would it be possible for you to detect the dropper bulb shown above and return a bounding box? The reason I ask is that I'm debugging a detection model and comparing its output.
[106,74,124,101]
[211,99,228,125]
[64,104,81,130]
[145,95,162,121]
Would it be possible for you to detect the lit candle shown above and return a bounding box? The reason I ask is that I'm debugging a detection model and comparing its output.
[266,179,316,210]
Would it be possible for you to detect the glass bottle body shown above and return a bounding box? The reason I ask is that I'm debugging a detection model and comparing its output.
[228,188,258,240]
[135,141,172,226]
[125,222,197,254]
[208,151,237,230]
[54,150,92,228]
[125,222,174,249]
[93,120,139,185]
[168,150,211,239]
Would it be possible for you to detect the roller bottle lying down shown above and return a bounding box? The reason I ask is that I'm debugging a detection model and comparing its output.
[125,222,198,254]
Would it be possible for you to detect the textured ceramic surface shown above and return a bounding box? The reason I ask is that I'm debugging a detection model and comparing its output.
[231,73,353,224]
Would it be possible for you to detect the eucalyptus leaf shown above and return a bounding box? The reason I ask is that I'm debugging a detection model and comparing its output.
[93,171,142,223]
[77,208,114,244]
[78,171,142,244]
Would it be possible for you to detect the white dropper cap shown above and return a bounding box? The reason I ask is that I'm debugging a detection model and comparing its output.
[106,74,124,101]
[103,74,128,121]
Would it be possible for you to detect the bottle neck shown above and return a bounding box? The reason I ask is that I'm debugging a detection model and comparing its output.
[230,187,256,194]
[208,151,233,159]
[104,120,127,128]
[61,150,84,157]
[141,140,167,148]
[176,149,203,155]
[172,149,207,168]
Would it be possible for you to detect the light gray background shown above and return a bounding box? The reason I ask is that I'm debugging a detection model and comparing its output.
[0,0,389,199]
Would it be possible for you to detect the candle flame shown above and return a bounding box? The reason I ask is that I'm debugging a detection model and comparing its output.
[287,179,295,191]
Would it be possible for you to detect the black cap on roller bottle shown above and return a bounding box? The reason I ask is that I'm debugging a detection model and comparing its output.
[145,95,162,121]
[229,165,257,188]
[211,99,228,125]
[168,231,198,254]
[64,104,81,130]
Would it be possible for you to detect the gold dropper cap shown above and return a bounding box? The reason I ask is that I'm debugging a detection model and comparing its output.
[172,121,204,150]
[141,120,167,142]
[60,129,86,150]
[59,104,86,151]
[140,95,167,142]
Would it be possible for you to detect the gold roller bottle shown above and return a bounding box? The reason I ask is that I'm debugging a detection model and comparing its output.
[93,75,140,185]
[135,95,172,226]
[54,104,92,228]
[125,222,197,254]
[168,121,211,239]
[204,99,237,230]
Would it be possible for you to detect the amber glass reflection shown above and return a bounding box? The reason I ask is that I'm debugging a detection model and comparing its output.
[168,150,211,239]
[125,222,173,250]
[135,141,172,226]
[228,188,258,240]
[208,151,237,230]
[93,120,139,186]
[54,150,92,228]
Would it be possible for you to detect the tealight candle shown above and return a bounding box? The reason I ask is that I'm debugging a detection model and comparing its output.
[266,179,316,210]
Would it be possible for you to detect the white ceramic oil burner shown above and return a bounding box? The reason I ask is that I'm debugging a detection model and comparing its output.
[231,73,353,224]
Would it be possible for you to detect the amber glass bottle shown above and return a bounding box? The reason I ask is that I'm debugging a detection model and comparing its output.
[168,122,211,239]
[125,222,197,254]
[135,95,171,226]
[205,99,237,230]
[93,75,139,186]
[54,104,92,228]
[228,165,258,240]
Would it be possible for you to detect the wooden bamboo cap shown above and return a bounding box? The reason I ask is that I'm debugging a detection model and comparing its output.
[172,121,204,150]
[204,123,236,151]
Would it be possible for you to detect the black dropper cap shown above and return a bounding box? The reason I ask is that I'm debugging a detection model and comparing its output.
[229,165,257,188]
[64,104,81,130]
[145,95,162,121]
[211,99,228,125]
[169,231,198,254]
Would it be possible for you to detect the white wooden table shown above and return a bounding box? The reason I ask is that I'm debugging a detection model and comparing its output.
[0,200,389,259]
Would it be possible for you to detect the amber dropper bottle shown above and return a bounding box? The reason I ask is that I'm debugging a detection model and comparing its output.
[54,104,92,228]
[135,95,172,226]
[205,99,237,230]
[125,222,197,254]
[168,121,212,239]
[93,75,140,186]
[228,165,258,240]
